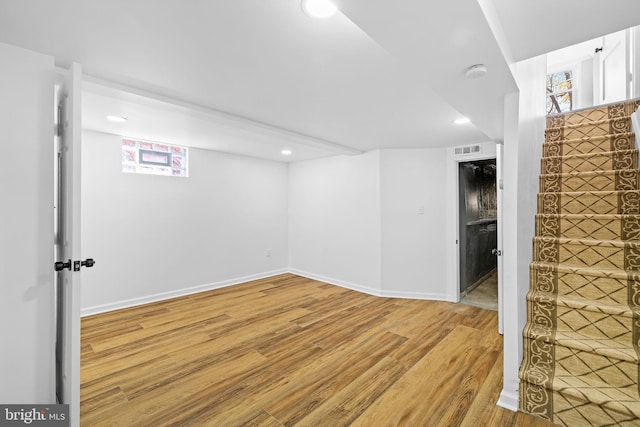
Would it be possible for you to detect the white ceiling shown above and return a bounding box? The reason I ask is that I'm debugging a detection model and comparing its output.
[0,1,639,162]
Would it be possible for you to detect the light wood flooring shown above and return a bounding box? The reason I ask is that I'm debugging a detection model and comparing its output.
[81,273,554,426]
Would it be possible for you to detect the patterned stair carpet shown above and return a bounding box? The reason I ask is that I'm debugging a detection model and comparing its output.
[519,99,640,426]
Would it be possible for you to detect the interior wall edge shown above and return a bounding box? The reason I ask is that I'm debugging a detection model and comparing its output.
[81,268,288,317]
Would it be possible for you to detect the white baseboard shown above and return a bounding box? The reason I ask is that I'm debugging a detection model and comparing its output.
[81,269,288,317]
[288,269,449,301]
[83,268,453,317]
[497,389,519,412]
[288,269,381,296]
[379,289,450,301]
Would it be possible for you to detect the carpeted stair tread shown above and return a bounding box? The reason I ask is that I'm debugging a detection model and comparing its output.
[531,260,640,280]
[534,235,640,248]
[545,117,633,143]
[536,213,640,240]
[546,116,633,132]
[520,375,640,422]
[538,190,640,215]
[547,100,640,128]
[528,289,634,318]
[541,149,638,174]
[530,261,639,307]
[533,233,637,269]
[524,322,638,364]
[543,132,635,157]
[541,149,638,175]
[539,169,640,193]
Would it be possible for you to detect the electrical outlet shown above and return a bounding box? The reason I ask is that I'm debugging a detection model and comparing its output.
[266,248,272,257]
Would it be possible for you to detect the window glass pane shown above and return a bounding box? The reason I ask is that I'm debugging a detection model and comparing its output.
[122,138,188,177]
[546,70,574,114]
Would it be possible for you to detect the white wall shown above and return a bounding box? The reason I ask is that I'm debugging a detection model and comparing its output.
[81,130,289,314]
[0,43,55,403]
[288,151,382,293]
[499,55,546,411]
[380,149,449,299]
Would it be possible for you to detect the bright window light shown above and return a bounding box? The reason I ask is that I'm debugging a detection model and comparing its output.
[122,138,188,177]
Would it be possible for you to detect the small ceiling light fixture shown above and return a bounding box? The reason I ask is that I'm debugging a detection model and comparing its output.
[465,64,488,79]
[281,149,293,156]
[106,115,127,123]
[301,0,337,18]
[454,117,471,125]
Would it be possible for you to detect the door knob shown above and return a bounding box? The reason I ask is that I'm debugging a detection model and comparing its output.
[54,259,72,271]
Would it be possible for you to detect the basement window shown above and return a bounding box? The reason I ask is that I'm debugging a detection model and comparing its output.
[122,138,188,177]
[546,70,574,114]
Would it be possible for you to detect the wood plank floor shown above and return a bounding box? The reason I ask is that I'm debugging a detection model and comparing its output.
[81,273,555,426]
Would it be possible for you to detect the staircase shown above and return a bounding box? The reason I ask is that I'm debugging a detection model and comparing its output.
[519,99,640,426]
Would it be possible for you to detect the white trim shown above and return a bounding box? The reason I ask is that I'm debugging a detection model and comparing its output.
[379,289,449,301]
[83,267,459,317]
[446,141,498,304]
[81,269,288,317]
[290,269,449,301]
[497,389,519,412]
[289,269,381,297]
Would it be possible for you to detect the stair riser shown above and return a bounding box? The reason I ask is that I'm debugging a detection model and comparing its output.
[529,264,634,307]
[546,118,632,143]
[525,299,633,351]
[541,151,638,175]
[520,380,640,425]
[538,192,640,215]
[540,171,640,193]
[536,215,640,241]
[533,238,640,270]
[521,337,638,389]
[547,101,640,128]
[543,134,635,157]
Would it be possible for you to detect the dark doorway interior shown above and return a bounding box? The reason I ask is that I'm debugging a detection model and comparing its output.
[458,159,497,304]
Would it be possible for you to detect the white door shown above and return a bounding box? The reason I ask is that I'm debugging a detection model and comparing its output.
[496,142,504,335]
[54,62,84,427]
[595,30,630,104]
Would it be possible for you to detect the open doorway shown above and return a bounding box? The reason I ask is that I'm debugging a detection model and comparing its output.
[458,158,498,311]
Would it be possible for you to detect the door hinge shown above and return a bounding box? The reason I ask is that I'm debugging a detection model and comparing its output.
[491,249,502,256]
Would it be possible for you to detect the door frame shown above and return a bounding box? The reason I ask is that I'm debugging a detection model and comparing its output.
[446,141,503,333]
[54,62,83,427]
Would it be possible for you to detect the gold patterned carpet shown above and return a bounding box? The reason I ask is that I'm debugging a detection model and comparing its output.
[519,99,640,426]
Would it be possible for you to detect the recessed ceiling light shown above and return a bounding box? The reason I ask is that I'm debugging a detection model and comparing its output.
[106,115,127,123]
[281,149,293,156]
[301,0,337,18]
[454,117,471,125]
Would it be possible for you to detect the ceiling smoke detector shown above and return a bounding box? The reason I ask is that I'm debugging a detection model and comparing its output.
[465,64,487,79]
